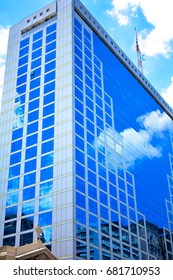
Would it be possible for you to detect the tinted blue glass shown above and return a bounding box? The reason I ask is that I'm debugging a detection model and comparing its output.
[85,86,93,99]
[42,115,54,129]
[100,205,108,220]
[43,92,55,105]
[76,177,85,193]
[86,108,94,122]
[45,61,56,73]
[29,88,40,100]
[46,41,56,53]
[42,127,54,141]
[46,23,56,34]
[10,152,21,165]
[75,66,83,80]
[74,26,82,40]
[85,56,92,68]
[87,131,95,144]
[26,133,38,147]
[87,157,96,172]
[27,121,38,135]
[4,221,16,235]
[100,191,108,205]
[75,45,82,59]
[44,71,55,83]
[45,50,56,63]
[28,99,39,111]
[76,208,86,224]
[74,18,82,31]
[87,119,94,134]
[76,192,86,208]
[88,170,96,185]
[76,162,85,178]
[20,232,33,246]
[31,57,41,69]
[89,214,98,230]
[18,55,28,67]
[33,30,43,41]
[24,159,36,173]
[84,29,91,41]
[25,146,37,159]
[75,110,84,125]
[7,178,20,191]
[85,65,92,79]
[43,104,54,117]
[15,94,25,106]
[21,216,34,231]
[28,110,39,122]
[24,172,36,187]
[84,46,91,59]
[76,149,85,164]
[5,206,17,220]
[74,36,82,49]
[30,77,40,90]
[46,32,56,44]
[14,105,25,116]
[20,38,29,48]
[40,181,53,196]
[87,144,95,158]
[41,140,54,154]
[41,153,53,168]
[39,211,52,226]
[6,191,19,206]
[99,177,107,192]
[19,46,29,57]
[22,201,34,215]
[89,199,97,214]
[39,196,52,211]
[44,81,55,94]
[9,165,20,178]
[23,187,35,201]
[75,55,82,69]
[18,65,27,76]
[76,135,84,150]
[11,139,22,152]
[32,39,42,50]
[75,123,84,138]
[30,67,41,80]
[3,236,15,246]
[75,86,83,101]
[32,48,42,60]
[88,184,97,199]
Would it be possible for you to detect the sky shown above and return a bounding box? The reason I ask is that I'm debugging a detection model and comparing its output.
[0,0,173,110]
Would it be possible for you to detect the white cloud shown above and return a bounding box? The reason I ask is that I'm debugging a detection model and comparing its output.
[161,77,173,108]
[107,0,173,57]
[0,26,9,110]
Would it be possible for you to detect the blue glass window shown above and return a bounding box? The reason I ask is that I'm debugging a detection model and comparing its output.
[41,140,54,154]
[46,32,56,44]
[11,139,22,152]
[96,106,103,119]
[14,105,25,116]
[88,170,96,185]
[43,92,55,105]
[75,45,82,59]
[19,46,29,57]
[87,131,95,144]
[44,81,55,94]
[100,205,108,220]
[9,165,20,178]
[110,197,118,211]
[84,37,92,49]
[22,201,34,215]
[41,153,53,168]
[85,86,93,99]
[74,26,82,40]
[45,60,56,73]
[74,18,82,31]
[42,115,54,128]
[29,88,40,100]
[21,216,34,231]
[6,191,19,206]
[31,57,41,69]
[84,28,91,41]
[28,110,39,122]
[76,192,86,208]
[3,236,15,246]
[88,184,97,199]
[4,221,16,235]
[76,149,85,165]
[99,177,107,192]
[75,86,83,102]
[74,36,82,49]
[100,191,108,205]
[75,123,84,138]
[87,157,96,172]
[87,119,94,134]
[89,199,97,214]
[85,65,92,79]
[33,30,43,42]
[5,206,17,220]
[8,178,20,191]
[44,71,55,83]
[75,55,82,69]
[85,56,92,69]
[30,67,41,80]
[40,181,53,196]
[18,65,28,76]
[32,48,42,60]
[75,110,84,125]
[76,135,84,150]
[84,46,91,59]
[42,127,54,141]
[86,108,94,122]
[76,177,85,193]
[27,121,38,135]
[28,99,39,111]
[30,77,40,90]
[24,172,36,187]
[25,146,37,159]
[39,196,52,211]
[39,211,52,226]
[32,39,42,50]
[15,94,25,106]
[76,162,85,178]
[87,144,95,158]
[45,50,56,63]
[23,186,35,201]
[20,232,33,246]
[46,23,56,34]
[24,159,36,173]
[18,55,28,67]
[75,66,83,80]
[46,41,56,53]
[89,214,98,230]
[10,152,21,165]
[26,133,38,147]
[76,207,86,224]
[20,38,29,49]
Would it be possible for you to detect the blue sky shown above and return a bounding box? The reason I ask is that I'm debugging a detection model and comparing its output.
[0,0,173,109]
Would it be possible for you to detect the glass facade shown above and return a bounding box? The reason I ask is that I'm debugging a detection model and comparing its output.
[0,0,173,260]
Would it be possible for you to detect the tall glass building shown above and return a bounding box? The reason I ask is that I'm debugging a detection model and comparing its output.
[0,0,173,260]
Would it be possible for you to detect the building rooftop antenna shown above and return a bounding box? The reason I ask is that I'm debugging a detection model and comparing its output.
[135,27,144,74]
